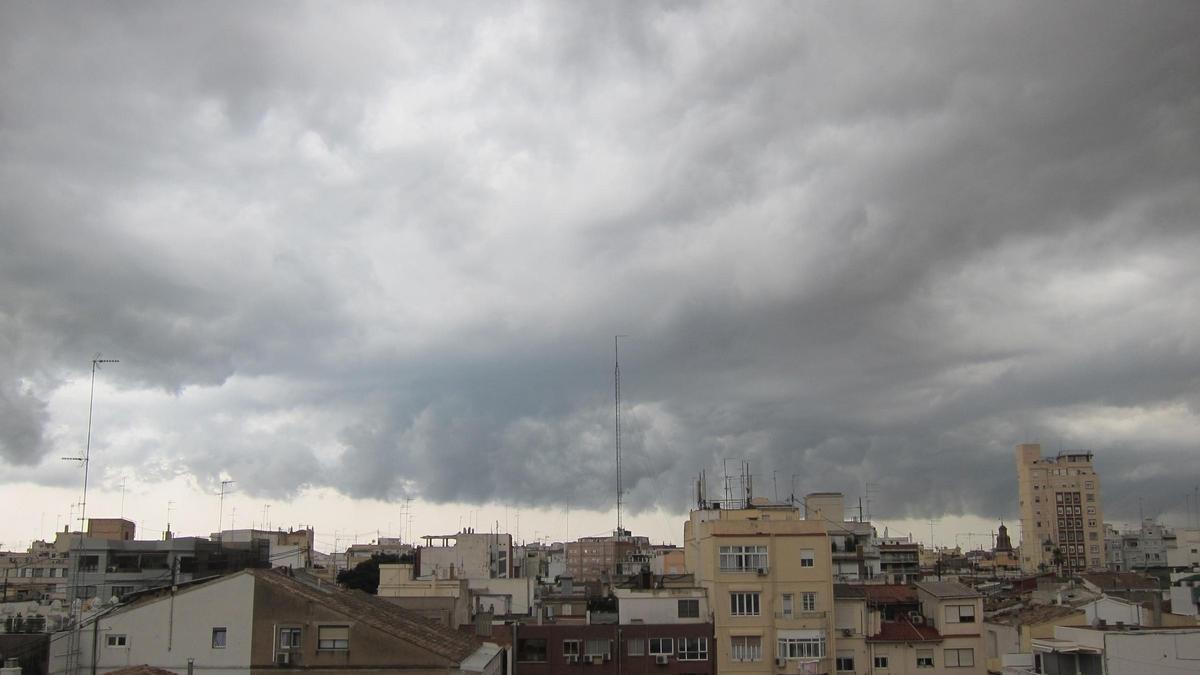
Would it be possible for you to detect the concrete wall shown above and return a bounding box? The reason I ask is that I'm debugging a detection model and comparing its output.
[615,588,708,625]
[51,571,256,675]
[1105,630,1200,675]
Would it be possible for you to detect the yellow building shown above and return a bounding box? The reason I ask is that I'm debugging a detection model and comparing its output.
[1015,443,1106,573]
[684,497,835,674]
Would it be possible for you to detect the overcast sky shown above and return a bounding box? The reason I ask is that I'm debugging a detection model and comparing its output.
[2,2,1199,550]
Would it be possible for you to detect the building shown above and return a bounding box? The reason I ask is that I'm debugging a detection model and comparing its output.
[344,538,414,570]
[1166,528,1200,571]
[1030,625,1200,675]
[1015,444,1106,573]
[983,604,1088,673]
[64,528,268,603]
[684,494,835,674]
[1,547,70,603]
[1169,572,1200,617]
[418,531,512,580]
[211,527,315,570]
[1103,520,1170,572]
[878,535,922,584]
[806,493,882,582]
[565,533,650,582]
[832,581,986,675]
[513,574,714,675]
[48,567,502,675]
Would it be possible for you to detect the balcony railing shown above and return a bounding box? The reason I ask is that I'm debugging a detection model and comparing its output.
[775,610,827,619]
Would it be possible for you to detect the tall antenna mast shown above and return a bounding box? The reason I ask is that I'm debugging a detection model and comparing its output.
[614,335,628,537]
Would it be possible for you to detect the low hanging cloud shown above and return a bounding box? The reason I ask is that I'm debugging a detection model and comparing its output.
[1,2,1198,524]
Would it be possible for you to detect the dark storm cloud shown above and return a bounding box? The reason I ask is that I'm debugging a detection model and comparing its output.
[1,2,1198,523]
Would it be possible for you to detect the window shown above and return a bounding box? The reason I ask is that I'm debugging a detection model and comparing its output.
[279,627,302,649]
[74,585,97,600]
[781,593,794,617]
[678,599,699,618]
[649,638,674,656]
[800,549,815,567]
[945,648,974,667]
[944,604,975,623]
[874,655,889,668]
[516,639,546,662]
[105,635,127,648]
[719,545,768,572]
[836,651,855,671]
[730,636,762,662]
[678,637,708,661]
[916,649,934,668]
[627,638,644,656]
[778,636,825,659]
[212,627,227,649]
[563,640,581,657]
[1086,493,1094,502]
[78,556,99,572]
[730,592,760,616]
[584,638,609,658]
[317,625,349,650]
[801,592,816,612]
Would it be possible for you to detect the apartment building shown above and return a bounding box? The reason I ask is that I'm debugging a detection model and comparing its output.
[565,532,650,582]
[48,568,502,675]
[1103,520,1170,571]
[1,547,69,602]
[834,582,986,675]
[684,496,835,674]
[419,530,512,580]
[1015,444,1106,573]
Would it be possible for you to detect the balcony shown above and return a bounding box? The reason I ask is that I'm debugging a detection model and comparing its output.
[775,610,827,620]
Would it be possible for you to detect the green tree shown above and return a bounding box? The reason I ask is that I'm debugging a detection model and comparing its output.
[336,553,408,594]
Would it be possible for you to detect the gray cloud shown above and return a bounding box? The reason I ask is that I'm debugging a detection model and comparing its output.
[2,1,1198,525]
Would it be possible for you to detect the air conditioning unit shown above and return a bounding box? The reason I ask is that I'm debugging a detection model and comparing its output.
[655,654,669,665]
[275,652,292,666]
[591,655,605,665]
[841,628,854,637]
[776,657,788,667]
[910,613,925,625]
[603,653,611,662]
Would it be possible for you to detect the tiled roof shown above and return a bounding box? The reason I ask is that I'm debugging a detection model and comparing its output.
[1080,572,1159,591]
[868,620,942,642]
[991,604,1085,627]
[863,585,918,604]
[834,584,868,599]
[914,580,979,599]
[250,569,480,663]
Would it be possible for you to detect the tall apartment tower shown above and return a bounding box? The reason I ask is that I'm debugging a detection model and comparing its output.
[1015,443,1106,573]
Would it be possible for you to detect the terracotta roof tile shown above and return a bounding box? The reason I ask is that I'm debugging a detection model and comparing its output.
[868,620,942,642]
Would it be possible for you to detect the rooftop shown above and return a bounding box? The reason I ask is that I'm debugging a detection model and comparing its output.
[914,580,980,599]
[1079,572,1159,591]
[862,585,918,604]
[833,584,868,600]
[991,604,1085,627]
[868,620,942,643]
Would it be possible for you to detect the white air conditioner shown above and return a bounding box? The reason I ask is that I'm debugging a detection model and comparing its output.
[655,654,669,665]
[275,652,291,666]
[776,657,788,667]
[841,628,854,637]
[757,567,769,576]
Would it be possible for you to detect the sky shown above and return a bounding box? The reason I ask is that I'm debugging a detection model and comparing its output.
[2,2,1199,553]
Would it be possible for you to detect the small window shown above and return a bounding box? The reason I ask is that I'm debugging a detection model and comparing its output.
[917,649,934,668]
[799,549,815,567]
[627,637,644,656]
[211,627,227,649]
[801,592,816,612]
[836,651,855,671]
[781,593,794,617]
[516,638,547,662]
[279,627,302,649]
[944,604,975,623]
[730,592,760,616]
[584,638,609,658]
[563,640,581,656]
[874,655,889,668]
[105,635,127,648]
[945,648,974,667]
[649,638,674,656]
[317,625,349,650]
[678,637,708,661]
[678,598,700,618]
[730,636,762,662]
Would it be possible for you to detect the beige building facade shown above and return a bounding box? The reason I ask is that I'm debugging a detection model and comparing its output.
[1015,443,1106,573]
[685,499,835,674]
